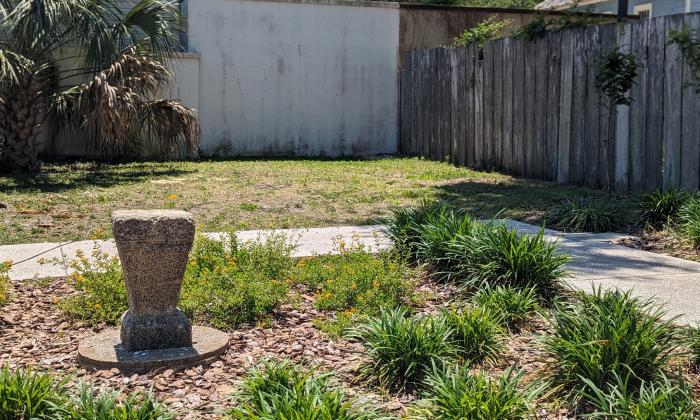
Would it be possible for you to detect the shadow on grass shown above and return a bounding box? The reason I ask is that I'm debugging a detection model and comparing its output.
[0,161,197,194]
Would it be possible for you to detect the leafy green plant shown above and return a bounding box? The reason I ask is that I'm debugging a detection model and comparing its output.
[595,47,638,189]
[541,287,680,405]
[414,365,542,419]
[0,261,11,306]
[0,364,68,419]
[59,247,128,326]
[595,47,638,108]
[180,234,295,329]
[669,27,700,94]
[678,197,700,248]
[548,197,621,233]
[637,188,689,229]
[453,17,510,49]
[581,372,697,419]
[471,285,538,330]
[512,14,548,41]
[441,306,505,365]
[295,248,412,315]
[228,359,378,419]
[352,307,456,392]
[446,225,569,301]
[69,384,174,419]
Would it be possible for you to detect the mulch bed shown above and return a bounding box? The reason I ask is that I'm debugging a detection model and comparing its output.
[6,277,698,418]
[615,230,700,263]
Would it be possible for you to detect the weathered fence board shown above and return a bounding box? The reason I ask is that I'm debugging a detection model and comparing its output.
[399,13,700,192]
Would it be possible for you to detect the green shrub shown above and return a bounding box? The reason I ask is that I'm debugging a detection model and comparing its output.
[637,188,689,229]
[352,307,456,392]
[228,359,378,419]
[0,261,11,306]
[471,285,538,330]
[415,366,542,419]
[453,17,510,48]
[58,234,295,329]
[548,197,621,233]
[60,247,128,326]
[541,287,680,405]
[0,364,68,419]
[69,384,174,419]
[296,248,413,316]
[180,234,295,329]
[441,306,505,365]
[678,197,700,248]
[446,225,569,301]
[582,372,696,419]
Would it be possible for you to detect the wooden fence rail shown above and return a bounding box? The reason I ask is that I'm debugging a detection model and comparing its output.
[399,13,700,191]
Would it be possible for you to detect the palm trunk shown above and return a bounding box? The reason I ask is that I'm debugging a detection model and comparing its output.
[0,75,42,173]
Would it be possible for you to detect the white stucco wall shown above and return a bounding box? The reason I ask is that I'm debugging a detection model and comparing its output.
[186,0,400,157]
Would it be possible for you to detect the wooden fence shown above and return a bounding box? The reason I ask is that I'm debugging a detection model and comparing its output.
[398,13,700,191]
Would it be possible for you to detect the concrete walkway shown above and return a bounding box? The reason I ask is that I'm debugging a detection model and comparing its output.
[3,221,700,324]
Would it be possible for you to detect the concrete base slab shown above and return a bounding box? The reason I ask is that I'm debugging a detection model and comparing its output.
[78,326,229,372]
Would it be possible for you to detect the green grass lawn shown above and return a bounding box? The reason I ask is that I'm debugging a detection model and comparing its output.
[0,158,622,245]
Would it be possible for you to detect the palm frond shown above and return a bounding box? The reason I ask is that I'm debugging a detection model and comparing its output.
[139,99,199,159]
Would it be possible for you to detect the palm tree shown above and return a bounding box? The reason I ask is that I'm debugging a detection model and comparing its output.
[0,0,199,172]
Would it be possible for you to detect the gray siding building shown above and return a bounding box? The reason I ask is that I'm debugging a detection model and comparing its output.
[536,0,700,18]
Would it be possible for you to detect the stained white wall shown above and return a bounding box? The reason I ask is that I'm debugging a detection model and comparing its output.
[186,0,400,157]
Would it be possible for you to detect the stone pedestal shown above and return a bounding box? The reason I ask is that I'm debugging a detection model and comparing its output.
[78,210,228,371]
[112,210,195,351]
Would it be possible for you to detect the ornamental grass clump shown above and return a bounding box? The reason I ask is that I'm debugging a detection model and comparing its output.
[446,225,569,301]
[581,372,697,419]
[440,306,505,366]
[471,285,539,330]
[685,325,700,370]
[70,384,174,419]
[678,197,700,248]
[352,307,456,392]
[637,188,689,229]
[548,197,621,233]
[541,287,680,405]
[228,360,378,419]
[0,364,68,419]
[383,201,459,264]
[414,366,542,420]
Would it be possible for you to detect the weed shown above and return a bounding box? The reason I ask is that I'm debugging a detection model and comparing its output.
[352,307,456,392]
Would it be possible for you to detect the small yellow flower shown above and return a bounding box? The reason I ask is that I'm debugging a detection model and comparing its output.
[76,274,86,283]
[94,303,102,310]
[350,283,357,290]
[167,194,178,200]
